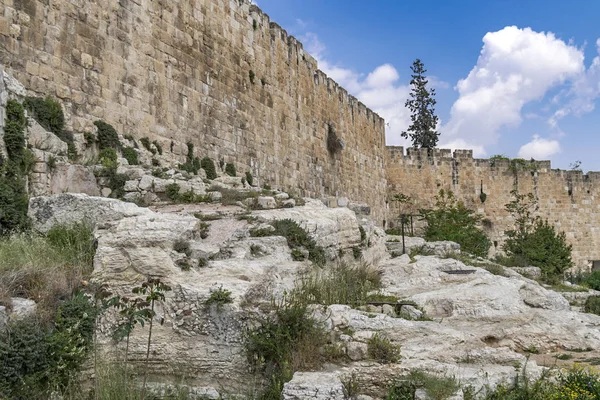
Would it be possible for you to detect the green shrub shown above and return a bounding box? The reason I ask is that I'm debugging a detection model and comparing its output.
[140,137,153,153]
[0,100,30,235]
[367,333,401,364]
[121,146,139,165]
[99,148,118,166]
[94,120,120,150]
[251,219,326,266]
[166,183,181,201]
[179,142,201,175]
[503,190,573,282]
[353,246,363,260]
[225,162,236,176]
[245,171,254,186]
[205,286,233,307]
[249,70,255,84]
[0,292,96,399]
[0,316,50,398]
[152,140,163,155]
[24,96,64,137]
[585,295,600,315]
[579,270,600,291]
[246,296,326,398]
[402,370,459,400]
[201,156,217,180]
[420,189,491,257]
[173,239,191,256]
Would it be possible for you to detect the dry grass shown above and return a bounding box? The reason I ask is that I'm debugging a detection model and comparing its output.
[0,223,95,320]
[293,262,382,307]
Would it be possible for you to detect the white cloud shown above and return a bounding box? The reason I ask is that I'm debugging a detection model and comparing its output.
[299,33,412,147]
[444,26,584,153]
[439,138,487,157]
[549,39,600,128]
[517,134,561,159]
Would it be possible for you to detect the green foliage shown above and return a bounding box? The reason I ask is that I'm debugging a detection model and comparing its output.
[47,155,56,171]
[503,190,573,282]
[140,137,153,153]
[245,171,254,186]
[249,70,256,84]
[97,148,127,199]
[386,381,416,400]
[0,316,50,399]
[352,246,363,260]
[130,277,172,397]
[584,295,600,315]
[0,292,96,399]
[575,270,600,291]
[420,189,491,257]
[201,156,217,179]
[251,219,326,266]
[166,183,181,201]
[121,146,139,165]
[46,222,96,267]
[479,366,600,400]
[152,140,163,155]
[294,262,381,306]
[401,59,440,149]
[99,148,118,166]
[0,100,31,235]
[359,225,367,243]
[173,239,191,256]
[246,296,326,399]
[225,162,237,176]
[94,120,120,150]
[179,142,202,175]
[367,333,401,364]
[24,96,64,137]
[205,286,233,307]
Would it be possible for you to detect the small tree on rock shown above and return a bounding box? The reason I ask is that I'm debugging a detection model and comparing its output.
[401,59,440,149]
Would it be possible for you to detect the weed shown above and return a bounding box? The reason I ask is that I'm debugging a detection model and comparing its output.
[291,248,306,261]
[352,246,363,260]
[24,96,65,137]
[225,162,237,176]
[249,70,255,84]
[201,156,217,179]
[173,239,191,256]
[367,333,401,364]
[152,140,163,155]
[342,372,360,399]
[140,137,154,154]
[294,262,381,307]
[122,146,139,165]
[249,219,326,265]
[198,258,208,268]
[166,183,181,201]
[585,295,600,315]
[193,213,222,221]
[94,120,120,150]
[406,370,460,400]
[205,286,234,307]
[246,171,254,186]
[250,244,263,257]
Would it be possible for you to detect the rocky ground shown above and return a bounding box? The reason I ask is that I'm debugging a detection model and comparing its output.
[21,191,600,400]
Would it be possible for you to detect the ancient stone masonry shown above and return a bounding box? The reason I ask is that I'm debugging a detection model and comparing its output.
[0,0,387,223]
[386,146,600,269]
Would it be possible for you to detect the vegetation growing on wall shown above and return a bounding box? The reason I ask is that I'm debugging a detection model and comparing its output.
[121,146,139,165]
[419,189,491,257]
[201,156,217,180]
[24,96,64,137]
[0,100,33,235]
[24,96,77,160]
[94,120,120,150]
[225,162,236,177]
[179,142,201,175]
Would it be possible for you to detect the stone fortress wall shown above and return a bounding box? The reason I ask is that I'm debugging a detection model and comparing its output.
[386,146,600,269]
[3,0,600,269]
[0,0,388,222]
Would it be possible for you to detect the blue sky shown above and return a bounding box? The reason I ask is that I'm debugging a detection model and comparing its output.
[254,0,600,171]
